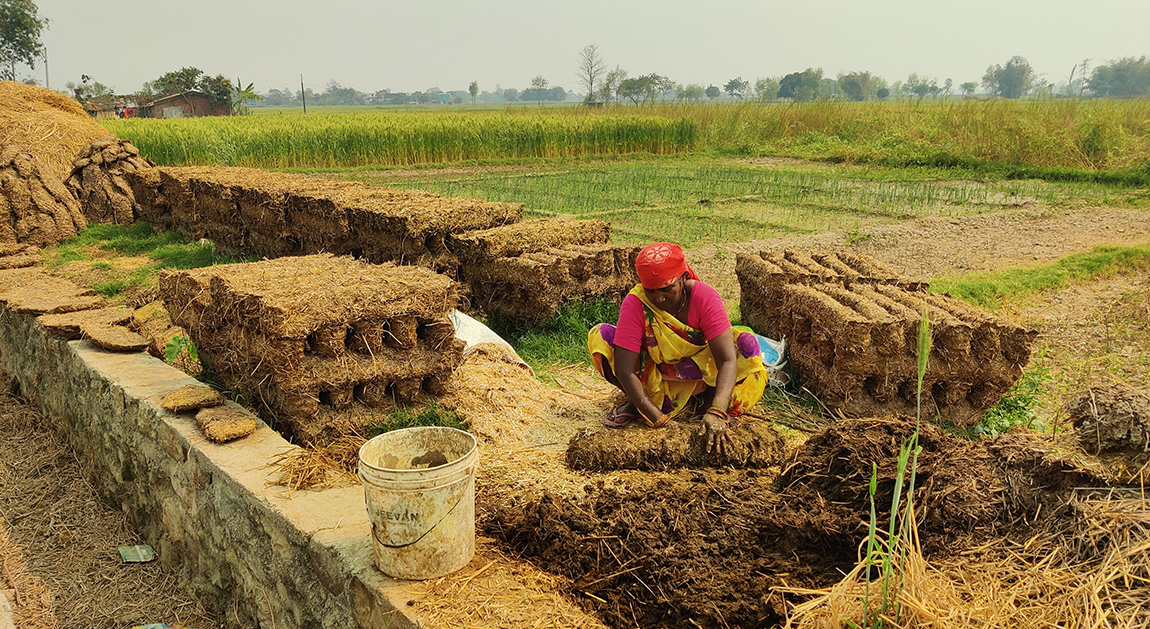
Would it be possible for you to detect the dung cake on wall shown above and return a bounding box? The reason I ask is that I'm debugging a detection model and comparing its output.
[736,249,1036,425]
[159,254,466,445]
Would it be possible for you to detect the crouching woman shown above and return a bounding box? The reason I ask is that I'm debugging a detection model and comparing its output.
[588,242,768,455]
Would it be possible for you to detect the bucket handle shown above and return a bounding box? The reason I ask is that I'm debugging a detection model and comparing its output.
[370,487,467,549]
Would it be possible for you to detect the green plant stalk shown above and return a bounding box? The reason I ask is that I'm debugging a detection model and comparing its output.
[864,463,879,627]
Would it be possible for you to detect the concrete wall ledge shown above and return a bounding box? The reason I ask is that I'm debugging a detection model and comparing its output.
[0,308,423,628]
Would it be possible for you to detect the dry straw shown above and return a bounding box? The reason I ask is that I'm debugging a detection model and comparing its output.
[0,81,112,182]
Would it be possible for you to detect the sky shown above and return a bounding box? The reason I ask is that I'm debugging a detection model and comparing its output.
[28,0,1150,96]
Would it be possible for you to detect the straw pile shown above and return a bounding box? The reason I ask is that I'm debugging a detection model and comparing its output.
[466,241,640,323]
[159,254,466,445]
[0,148,87,247]
[0,81,113,183]
[65,139,154,225]
[736,250,1036,425]
[128,165,523,264]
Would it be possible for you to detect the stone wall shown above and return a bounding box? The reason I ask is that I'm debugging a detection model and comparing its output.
[0,308,419,629]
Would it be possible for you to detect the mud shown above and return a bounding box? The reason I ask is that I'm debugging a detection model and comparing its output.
[484,416,1110,629]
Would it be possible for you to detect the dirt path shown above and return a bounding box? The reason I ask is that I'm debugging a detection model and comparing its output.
[0,385,221,629]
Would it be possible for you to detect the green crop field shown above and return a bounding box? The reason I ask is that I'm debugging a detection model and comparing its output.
[342,158,1127,249]
[103,100,1150,174]
[101,111,697,168]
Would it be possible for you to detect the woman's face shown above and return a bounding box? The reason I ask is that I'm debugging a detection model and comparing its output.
[643,275,686,312]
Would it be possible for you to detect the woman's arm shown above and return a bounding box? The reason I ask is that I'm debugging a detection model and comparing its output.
[613,347,665,424]
[703,331,738,455]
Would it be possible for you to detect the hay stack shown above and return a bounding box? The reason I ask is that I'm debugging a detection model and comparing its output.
[0,148,87,247]
[735,249,1036,425]
[65,138,154,225]
[159,254,466,445]
[0,81,113,183]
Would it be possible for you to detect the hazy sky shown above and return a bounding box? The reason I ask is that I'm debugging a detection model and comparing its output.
[31,0,1150,95]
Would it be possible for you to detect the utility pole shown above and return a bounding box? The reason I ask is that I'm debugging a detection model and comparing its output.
[43,47,48,88]
[301,74,307,114]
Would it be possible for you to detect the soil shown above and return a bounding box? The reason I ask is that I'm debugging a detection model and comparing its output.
[0,381,221,629]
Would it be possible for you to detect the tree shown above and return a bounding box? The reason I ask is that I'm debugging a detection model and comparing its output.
[753,77,779,102]
[503,87,519,102]
[66,74,113,102]
[678,83,705,102]
[153,67,204,95]
[705,84,720,100]
[1086,57,1150,97]
[837,71,877,101]
[599,66,626,103]
[777,72,802,99]
[198,74,233,104]
[232,78,262,114]
[0,0,46,81]
[723,76,748,99]
[875,87,890,100]
[982,56,1034,99]
[577,44,606,103]
[469,80,478,104]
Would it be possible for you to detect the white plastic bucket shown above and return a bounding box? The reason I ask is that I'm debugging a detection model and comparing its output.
[358,426,478,580]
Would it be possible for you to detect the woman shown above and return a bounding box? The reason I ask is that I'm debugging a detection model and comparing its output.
[588,242,768,455]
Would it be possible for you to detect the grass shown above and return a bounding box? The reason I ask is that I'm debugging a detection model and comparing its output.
[488,298,620,378]
[42,222,249,300]
[931,243,1150,309]
[365,402,465,438]
[964,367,1052,438]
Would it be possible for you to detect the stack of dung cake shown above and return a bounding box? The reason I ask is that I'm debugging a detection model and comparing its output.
[736,249,1036,425]
[159,254,465,445]
[449,217,640,323]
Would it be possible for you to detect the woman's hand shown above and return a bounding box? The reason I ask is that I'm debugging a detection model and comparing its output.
[701,411,732,456]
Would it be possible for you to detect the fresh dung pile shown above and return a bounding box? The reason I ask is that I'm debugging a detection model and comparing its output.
[127,165,523,266]
[0,81,113,183]
[461,221,639,323]
[159,254,466,445]
[737,250,1037,425]
[0,148,87,247]
[65,138,154,225]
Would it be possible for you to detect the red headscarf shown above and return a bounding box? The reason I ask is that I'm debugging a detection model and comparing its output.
[635,242,699,290]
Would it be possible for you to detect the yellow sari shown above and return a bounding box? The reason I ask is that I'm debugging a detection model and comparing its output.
[588,285,768,422]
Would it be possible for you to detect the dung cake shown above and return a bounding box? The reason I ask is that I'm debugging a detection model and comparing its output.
[65,139,154,226]
[159,254,467,445]
[0,148,87,247]
[736,249,1036,425]
[130,166,522,267]
[454,218,637,323]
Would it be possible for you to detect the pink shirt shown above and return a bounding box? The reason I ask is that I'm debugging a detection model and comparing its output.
[612,281,731,353]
